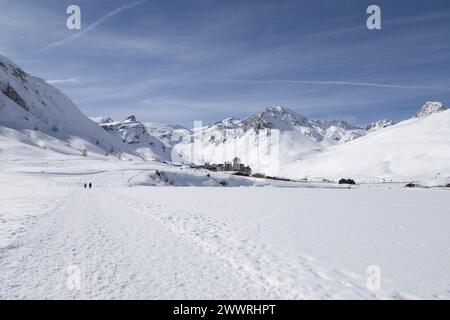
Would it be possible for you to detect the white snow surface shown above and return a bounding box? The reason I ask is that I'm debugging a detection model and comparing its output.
[0,148,449,299]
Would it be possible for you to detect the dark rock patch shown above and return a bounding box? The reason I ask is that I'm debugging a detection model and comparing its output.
[3,84,29,111]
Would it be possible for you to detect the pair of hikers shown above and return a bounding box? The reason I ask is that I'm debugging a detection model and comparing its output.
[84,183,92,189]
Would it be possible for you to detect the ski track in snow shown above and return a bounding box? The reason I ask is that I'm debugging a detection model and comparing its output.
[119,192,372,299]
[0,179,279,299]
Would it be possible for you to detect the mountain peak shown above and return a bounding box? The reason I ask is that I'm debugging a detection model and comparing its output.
[265,105,291,113]
[264,105,306,119]
[90,116,113,124]
[415,101,447,118]
[241,105,309,132]
[125,115,137,123]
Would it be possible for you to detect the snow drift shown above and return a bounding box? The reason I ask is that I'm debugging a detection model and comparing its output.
[128,169,254,187]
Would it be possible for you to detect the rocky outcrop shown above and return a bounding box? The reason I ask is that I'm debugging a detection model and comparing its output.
[415,101,447,118]
[3,84,28,111]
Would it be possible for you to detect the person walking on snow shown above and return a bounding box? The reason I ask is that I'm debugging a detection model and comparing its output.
[89,183,92,189]
[84,183,87,189]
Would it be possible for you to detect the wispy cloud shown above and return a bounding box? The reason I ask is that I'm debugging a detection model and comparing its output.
[385,9,450,27]
[46,78,80,85]
[39,0,147,52]
[7,0,447,126]
[227,79,450,91]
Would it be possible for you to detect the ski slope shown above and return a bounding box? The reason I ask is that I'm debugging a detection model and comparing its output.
[0,156,449,299]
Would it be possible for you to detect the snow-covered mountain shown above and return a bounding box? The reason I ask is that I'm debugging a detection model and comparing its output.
[172,103,449,180]
[283,102,450,182]
[0,54,130,158]
[239,106,368,144]
[1,54,448,182]
[91,115,172,161]
[173,107,314,173]
[144,122,190,147]
[173,106,372,174]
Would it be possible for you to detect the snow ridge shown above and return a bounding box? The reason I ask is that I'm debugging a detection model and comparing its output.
[363,119,395,131]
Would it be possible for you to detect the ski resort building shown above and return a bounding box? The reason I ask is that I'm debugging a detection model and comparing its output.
[203,158,252,175]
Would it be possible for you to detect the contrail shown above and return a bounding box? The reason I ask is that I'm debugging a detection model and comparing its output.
[229,79,450,91]
[39,1,147,52]
[46,78,79,85]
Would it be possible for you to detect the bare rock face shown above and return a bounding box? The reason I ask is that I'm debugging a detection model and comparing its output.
[0,61,29,111]
[415,101,447,118]
[363,119,394,131]
[3,84,28,111]
[125,115,137,123]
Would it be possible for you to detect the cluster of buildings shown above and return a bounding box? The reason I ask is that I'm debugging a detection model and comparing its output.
[204,157,252,175]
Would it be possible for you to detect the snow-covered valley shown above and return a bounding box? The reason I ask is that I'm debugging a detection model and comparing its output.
[1,53,449,300]
[1,155,449,299]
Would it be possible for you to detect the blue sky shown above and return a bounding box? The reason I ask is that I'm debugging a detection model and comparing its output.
[1,0,449,127]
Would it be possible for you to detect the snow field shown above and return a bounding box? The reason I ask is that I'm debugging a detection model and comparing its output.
[0,134,449,299]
